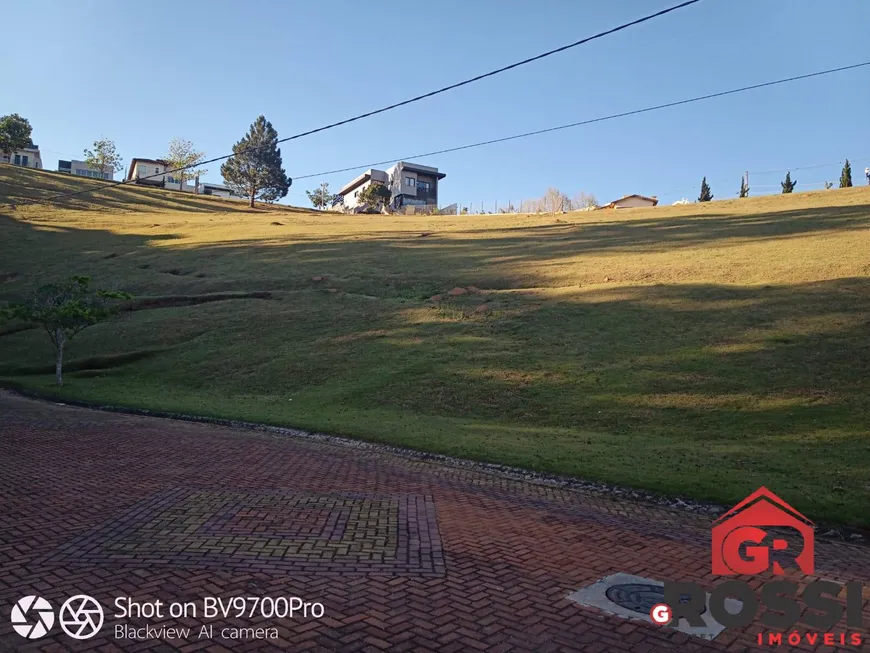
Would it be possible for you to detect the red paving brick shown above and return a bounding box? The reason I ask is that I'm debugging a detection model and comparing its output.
[0,391,868,652]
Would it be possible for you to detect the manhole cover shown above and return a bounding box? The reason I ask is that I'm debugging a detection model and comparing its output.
[567,573,728,641]
[604,583,706,616]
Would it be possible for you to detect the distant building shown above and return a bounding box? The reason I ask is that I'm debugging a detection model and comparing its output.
[601,194,659,209]
[198,182,243,199]
[336,161,446,213]
[57,159,114,180]
[1,144,42,170]
[126,157,195,192]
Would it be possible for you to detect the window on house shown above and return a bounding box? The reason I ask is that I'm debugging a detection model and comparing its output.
[13,155,21,165]
[155,167,160,174]
[22,155,29,166]
[417,181,431,191]
[405,176,415,187]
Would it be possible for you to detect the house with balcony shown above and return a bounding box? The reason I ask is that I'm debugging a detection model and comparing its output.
[126,157,195,191]
[57,159,114,180]
[1,143,42,170]
[336,161,445,213]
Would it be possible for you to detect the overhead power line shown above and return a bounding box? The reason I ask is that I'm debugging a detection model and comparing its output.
[293,61,870,181]
[749,156,869,176]
[19,0,703,208]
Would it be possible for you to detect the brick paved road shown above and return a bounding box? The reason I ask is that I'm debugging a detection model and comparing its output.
[0,391,868,652]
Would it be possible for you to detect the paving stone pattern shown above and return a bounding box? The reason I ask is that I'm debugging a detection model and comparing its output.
[1,391,868,652]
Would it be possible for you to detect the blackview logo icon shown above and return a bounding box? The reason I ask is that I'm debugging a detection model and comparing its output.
[58,595,104,640]
[10,596,54,639]
[711,486,814,576]
[10,594,104,641]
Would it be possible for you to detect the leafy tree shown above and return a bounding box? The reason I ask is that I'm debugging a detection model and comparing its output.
[0,113,33,156]
[780,171,796,194]
[83,138,123,180]
[220,116,291,208]
[698,177,713,202]
[165,138,208,192]
[306,182,335,210]
[357,183,392,212]
[739,176,749,198]
[1,276,131,386]
[839,159,852,188]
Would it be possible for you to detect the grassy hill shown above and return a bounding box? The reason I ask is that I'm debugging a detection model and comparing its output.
[2,164,869,526]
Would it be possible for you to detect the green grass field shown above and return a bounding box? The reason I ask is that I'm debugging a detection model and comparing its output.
[2,165,869,526]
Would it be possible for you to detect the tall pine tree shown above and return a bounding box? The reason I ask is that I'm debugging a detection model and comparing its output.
[221,116,291,207]
[780,171,796,194]
[698,177,713,202]
[739,176,749,198]
[839,159,853,188]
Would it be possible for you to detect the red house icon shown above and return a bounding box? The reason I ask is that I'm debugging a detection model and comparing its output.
[711,487,814,576]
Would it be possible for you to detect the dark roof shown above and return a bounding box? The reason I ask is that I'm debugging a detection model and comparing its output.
[337,172,372,196]
[401,164,446,180]
[127,158,169,180]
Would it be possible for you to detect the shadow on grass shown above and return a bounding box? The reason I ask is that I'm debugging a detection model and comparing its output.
[0,165,316,215]
[0,349,165,376]
[1,200,869,523]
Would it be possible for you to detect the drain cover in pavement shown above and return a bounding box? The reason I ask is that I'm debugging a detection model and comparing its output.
[604,582,706,616]
[567,572,736,641]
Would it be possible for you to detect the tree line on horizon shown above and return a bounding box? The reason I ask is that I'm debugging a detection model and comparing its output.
[703,160,855,203]
[0,113,291,208]
[1,112,864,210]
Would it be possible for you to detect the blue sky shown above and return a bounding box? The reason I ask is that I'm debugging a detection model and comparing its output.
[6,0,870,207]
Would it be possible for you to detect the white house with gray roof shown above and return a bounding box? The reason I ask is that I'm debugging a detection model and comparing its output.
[336,161,445,212]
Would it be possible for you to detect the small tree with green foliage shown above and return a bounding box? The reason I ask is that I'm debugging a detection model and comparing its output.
[164,138,208,192]
[306,182,335,210]
[357,183,392,213]
[83,137,124,180]
[739,176,749,198]
[698,177,713,202]
[1,276,131,386]
[220,116,291,207]
[780,171,796,194]
[0,113,33,156]
[840,159,853,188]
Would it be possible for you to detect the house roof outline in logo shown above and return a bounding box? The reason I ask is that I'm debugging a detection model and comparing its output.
[711,486,814,576]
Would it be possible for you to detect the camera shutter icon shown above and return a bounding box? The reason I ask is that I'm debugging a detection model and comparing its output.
[11,596,55,639]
